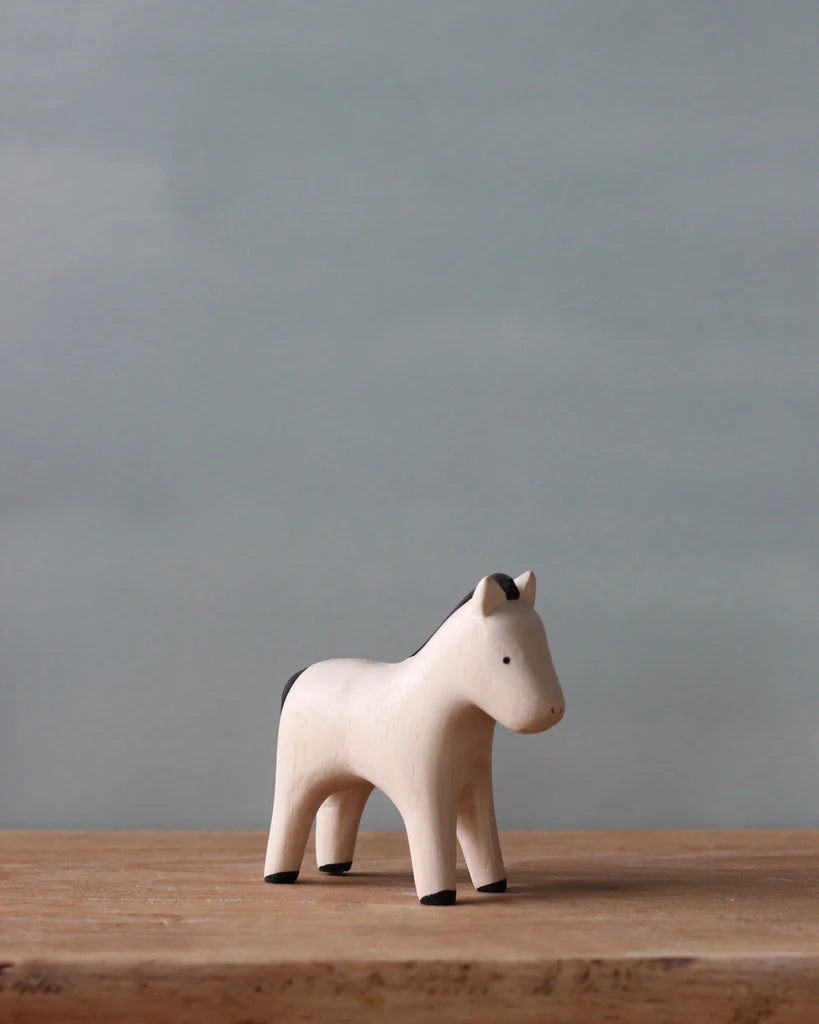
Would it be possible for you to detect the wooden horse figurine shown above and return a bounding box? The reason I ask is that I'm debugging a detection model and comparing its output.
[264,570,565,905]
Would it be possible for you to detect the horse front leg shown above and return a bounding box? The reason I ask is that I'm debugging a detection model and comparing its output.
[457,773,506,892]
[402,791,459,905]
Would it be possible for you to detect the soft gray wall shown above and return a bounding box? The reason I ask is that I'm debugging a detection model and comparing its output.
[2,3,818,831]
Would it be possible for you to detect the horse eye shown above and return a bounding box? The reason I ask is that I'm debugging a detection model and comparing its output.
[503,656,511,664]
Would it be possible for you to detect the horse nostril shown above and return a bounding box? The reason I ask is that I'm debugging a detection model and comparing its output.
[551,706,555,714]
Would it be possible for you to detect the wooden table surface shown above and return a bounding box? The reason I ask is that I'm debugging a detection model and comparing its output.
[2,830,818,1022]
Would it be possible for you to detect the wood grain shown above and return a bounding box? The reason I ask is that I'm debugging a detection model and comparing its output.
[1,830,818,1022]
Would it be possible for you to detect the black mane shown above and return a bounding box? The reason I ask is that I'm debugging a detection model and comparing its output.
[281,572,520,711]
[410,572,520,657]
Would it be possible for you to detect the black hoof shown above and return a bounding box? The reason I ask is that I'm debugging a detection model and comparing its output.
[420,889,456,906]
[264,870,299,884]
[477,878,507,893]
[319,861,353,875]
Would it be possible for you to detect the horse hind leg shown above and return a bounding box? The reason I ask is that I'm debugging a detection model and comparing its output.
[316,782,374,874]
[264,774,325,883]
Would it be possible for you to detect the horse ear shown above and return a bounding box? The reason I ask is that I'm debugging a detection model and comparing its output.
[514,570,536,607]
[472,576,507,617]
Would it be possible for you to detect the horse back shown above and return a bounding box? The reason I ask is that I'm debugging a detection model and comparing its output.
[279,657,391,716]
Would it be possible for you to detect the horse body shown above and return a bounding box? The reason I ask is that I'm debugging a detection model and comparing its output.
[264,570,564,904]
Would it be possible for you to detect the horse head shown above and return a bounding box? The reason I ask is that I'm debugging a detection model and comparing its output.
[460,571,565,734]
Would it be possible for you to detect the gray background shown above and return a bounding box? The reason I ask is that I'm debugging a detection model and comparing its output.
[2,2,818,831]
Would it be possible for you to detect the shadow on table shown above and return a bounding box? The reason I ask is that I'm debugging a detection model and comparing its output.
[303,860,806,905]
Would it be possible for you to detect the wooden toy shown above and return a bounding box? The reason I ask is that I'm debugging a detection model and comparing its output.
[264,571,565,905]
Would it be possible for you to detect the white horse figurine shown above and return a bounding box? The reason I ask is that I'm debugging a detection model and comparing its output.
[264,570,565,904]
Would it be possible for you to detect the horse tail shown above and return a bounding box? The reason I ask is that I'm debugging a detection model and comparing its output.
[281,666,307,711]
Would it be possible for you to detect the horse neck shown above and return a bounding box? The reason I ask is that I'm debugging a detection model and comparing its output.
[404,615,490,724]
